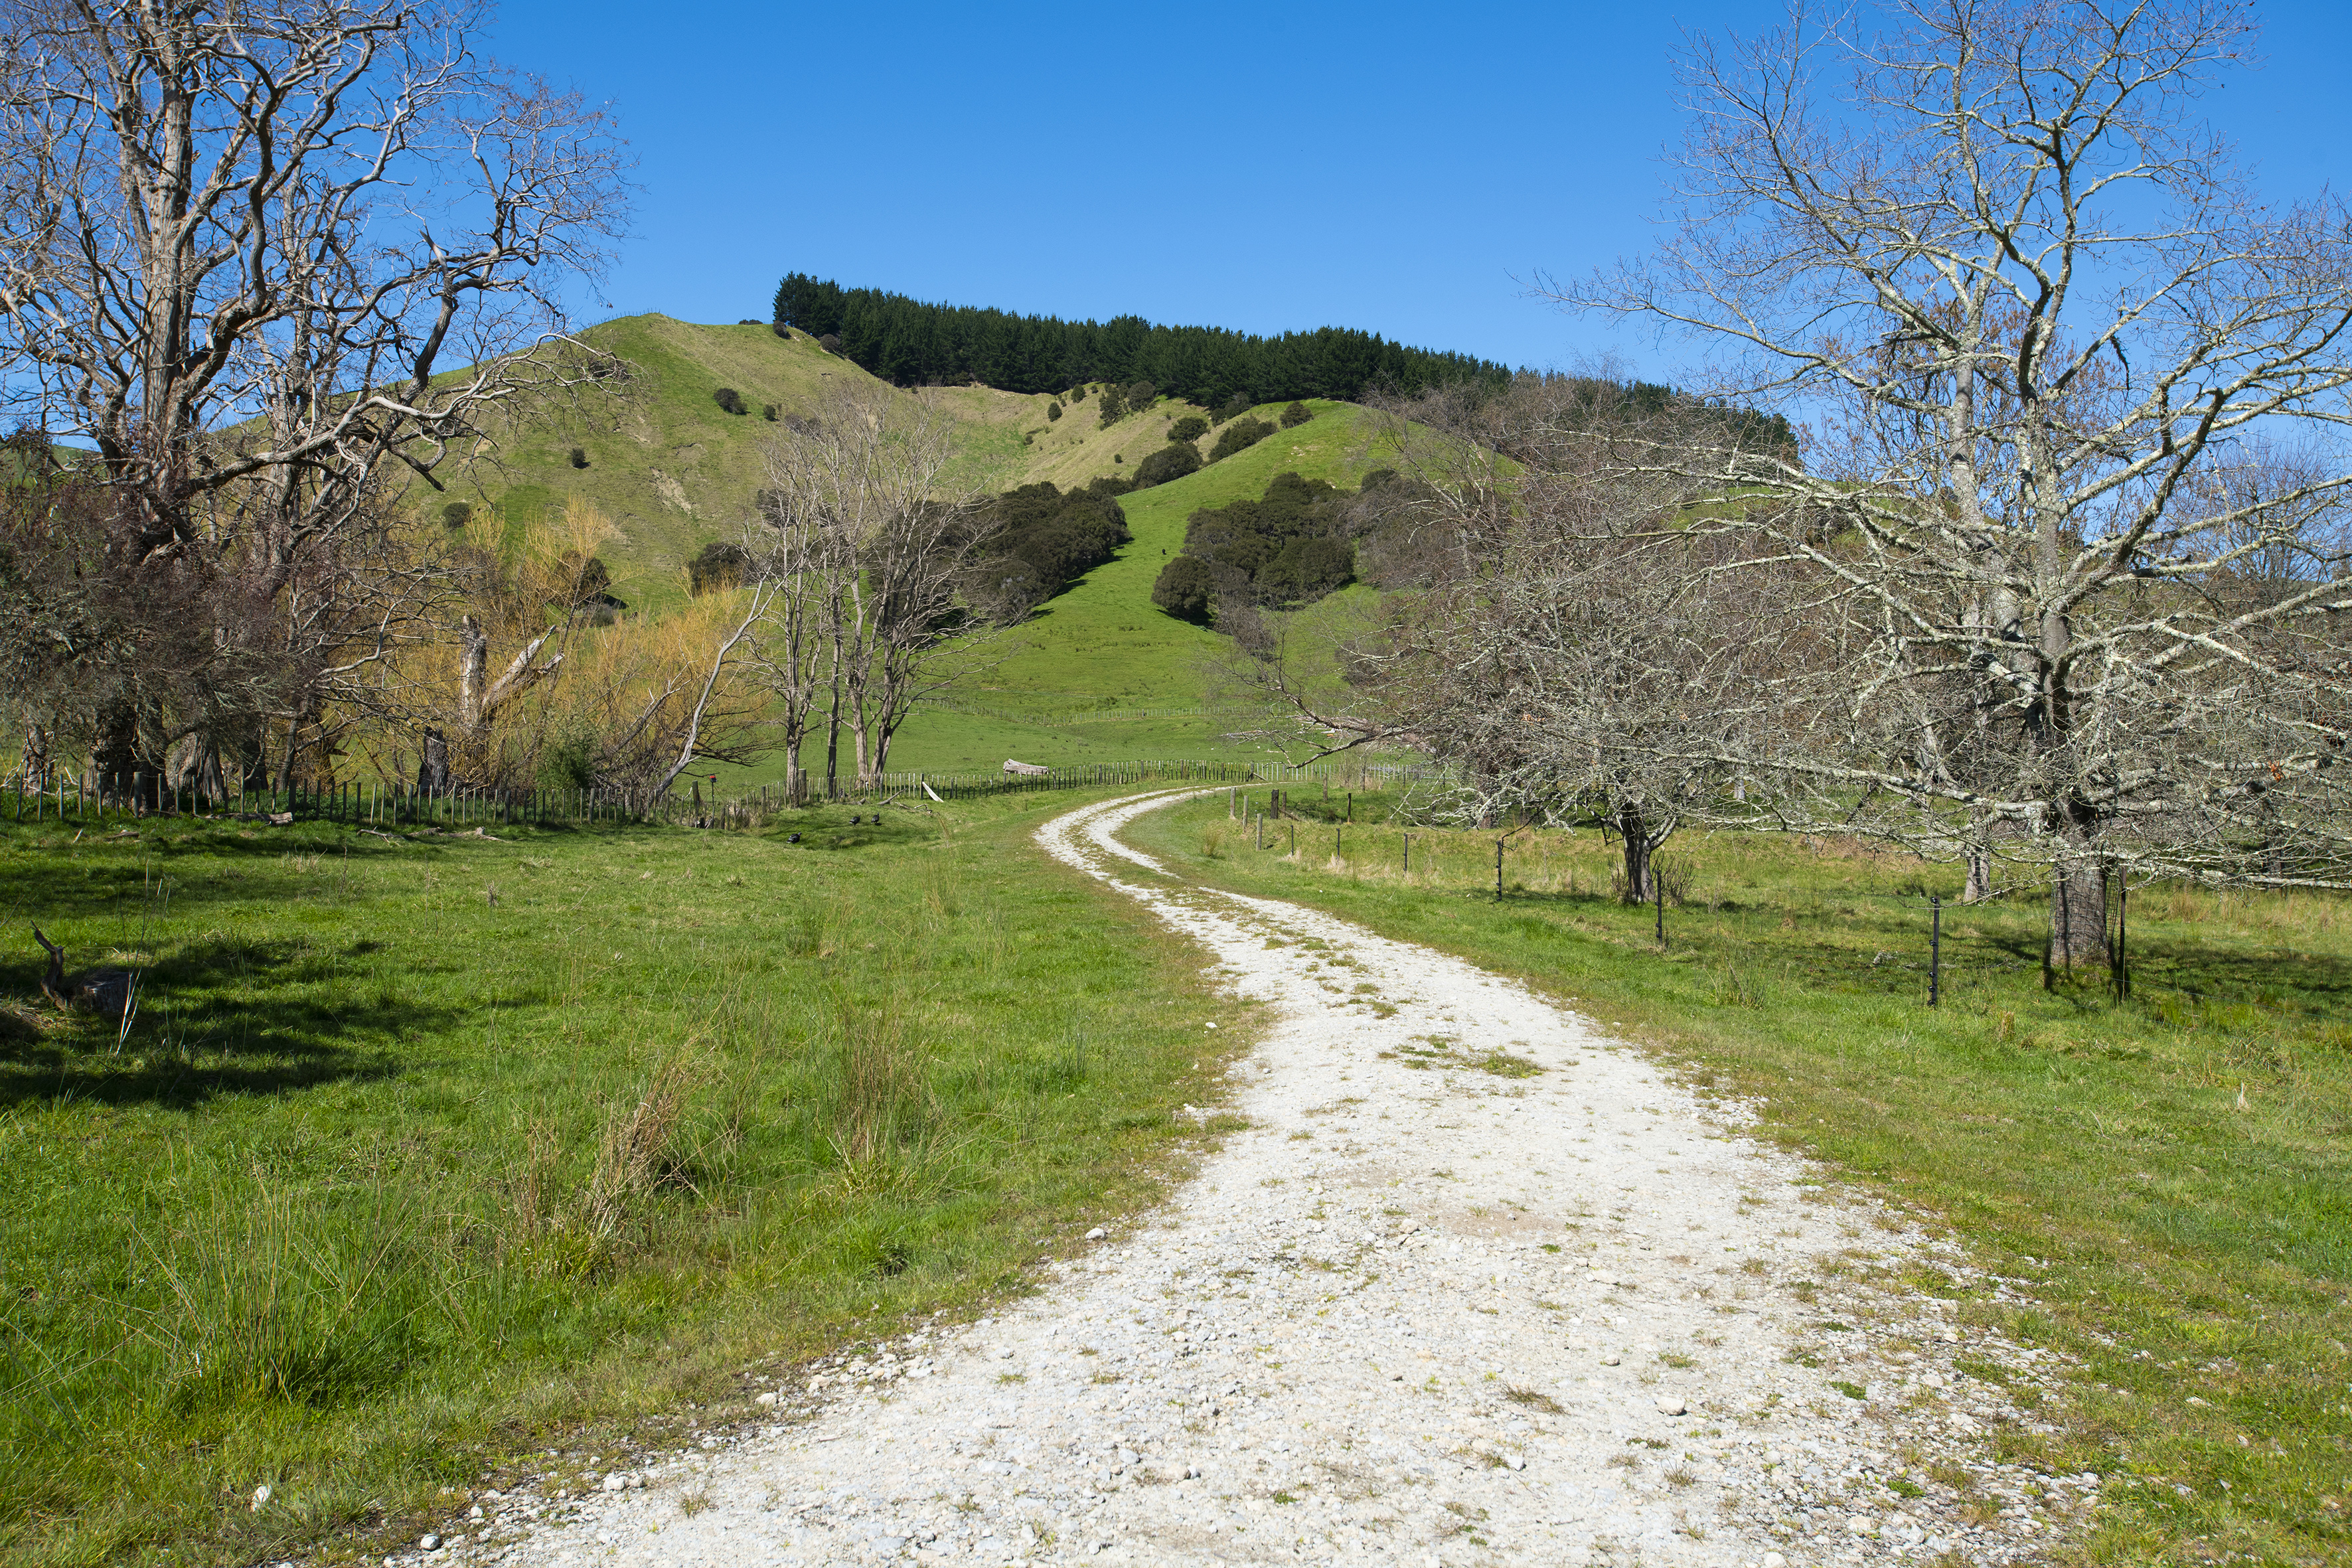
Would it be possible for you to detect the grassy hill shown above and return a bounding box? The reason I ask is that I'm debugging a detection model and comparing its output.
[447,315,1291,619]
[447,313,1390,773]
[880,398,1381,773]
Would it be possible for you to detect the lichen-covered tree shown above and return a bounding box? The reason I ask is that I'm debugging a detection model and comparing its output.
[1549,0,2352,969]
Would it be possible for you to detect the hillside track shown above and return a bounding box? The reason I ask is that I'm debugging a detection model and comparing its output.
[441,791,2086,1568]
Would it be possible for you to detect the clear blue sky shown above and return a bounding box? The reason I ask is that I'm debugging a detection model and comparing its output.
[487,1,2352,384]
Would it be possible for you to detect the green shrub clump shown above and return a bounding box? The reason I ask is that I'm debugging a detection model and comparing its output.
[688,540,751,595]
[1097,385,1127,428]
[1168,414,1208,443]
[712,387,747,416]
[1209,416,1274,462]
[440,501,472,529]
[1280,400,1312,429]
[762,404,779,421]
[567,446,589,469]
[1180,469,1356,610]
[981,479,1133,616]
[1047,400,1063,421]
[1150,554,1216,623]
[1133,440,1202,490]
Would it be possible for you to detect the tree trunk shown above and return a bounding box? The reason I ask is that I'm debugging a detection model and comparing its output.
[1964,843,1992,903]
[417,727,451,793]
[2047,818,2110,973]
[92,703,153,809]
[1617,803,1653,905]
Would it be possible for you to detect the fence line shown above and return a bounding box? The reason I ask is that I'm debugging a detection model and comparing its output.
[3,755,1445,830]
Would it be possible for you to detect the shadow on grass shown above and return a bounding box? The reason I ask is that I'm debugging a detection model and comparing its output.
[0,935,450,1111]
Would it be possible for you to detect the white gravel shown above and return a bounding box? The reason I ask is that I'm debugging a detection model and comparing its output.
[426,790,2087,1568]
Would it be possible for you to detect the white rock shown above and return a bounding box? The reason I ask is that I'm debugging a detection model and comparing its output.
[1085,1227,1107,1241]
[756,1390,780,1406]
[250,1484,271,1511]
[419,1535,442,1551]
[601,1472,629,1492]
[1654,1395,1687,1415]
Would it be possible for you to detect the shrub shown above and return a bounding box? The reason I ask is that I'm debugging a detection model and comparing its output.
[1133,440,1202,489]
[567,446,589,469]
[1067,384,1086,402]
[688,540,751,595]
[771,320,791,339]
[1208,416,1273,463]
[1097,385,1128,428]
[736,318,762,326]
[980,481,1133,615]
[1259,533,1354,603]
[1113,452,1122,463]
[1180,470,1354,611]
[440,501,472,529]
[1047,401,1063,421]
[762,404,779,421]
[1151,556,1215,623]
[817,333,841,354]
[1168,414,1208,443]
[556,550,613,607]
[712,387,746,416]
[1280,400,1312,429]
[1125,380,1156,413]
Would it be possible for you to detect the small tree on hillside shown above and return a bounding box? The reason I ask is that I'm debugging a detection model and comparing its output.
[1151,556,1215,623]
[1133,441,1202,489]
[712,387,747,416]
[1280,401,1312,429]
[1168,415,1209,443]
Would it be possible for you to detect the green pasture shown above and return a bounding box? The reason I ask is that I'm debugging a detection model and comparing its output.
[0,792,1244,1567]
[1125,789,2352,1567]
[961,399,1374,709]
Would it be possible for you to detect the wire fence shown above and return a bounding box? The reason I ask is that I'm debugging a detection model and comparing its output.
[2,755,1448,829]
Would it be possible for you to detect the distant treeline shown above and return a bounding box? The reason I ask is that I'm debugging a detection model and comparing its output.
[771,274,1514,404]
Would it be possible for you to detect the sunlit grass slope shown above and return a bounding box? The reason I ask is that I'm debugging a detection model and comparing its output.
[967,400,1375,706]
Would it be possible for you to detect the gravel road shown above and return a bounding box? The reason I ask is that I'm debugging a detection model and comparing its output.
[424,790,2089,1568]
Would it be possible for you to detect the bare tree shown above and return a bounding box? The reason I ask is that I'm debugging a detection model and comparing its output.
[1234,379,1783,901]
[740,458,844,804]
[0,0,627,789]
[756,381,998,788]
[1548,0,2352,969]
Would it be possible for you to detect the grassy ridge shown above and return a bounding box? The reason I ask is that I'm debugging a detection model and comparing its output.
[0,793,1245,1567]
[725,398,1379,777]
[954,401,1374,704]
[1123,791,2352,1567]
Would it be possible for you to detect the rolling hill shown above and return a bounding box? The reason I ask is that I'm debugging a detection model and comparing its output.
[441,313,1393,775]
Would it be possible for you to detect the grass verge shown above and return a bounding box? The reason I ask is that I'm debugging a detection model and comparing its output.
[1129,787,2352,1567]
[0,789,1243,1567]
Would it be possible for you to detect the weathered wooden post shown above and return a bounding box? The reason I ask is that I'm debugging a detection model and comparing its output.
[1929,895,1941,1006]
